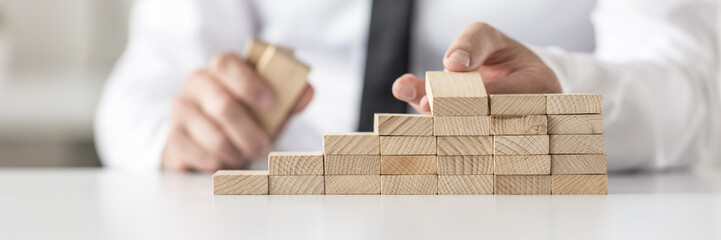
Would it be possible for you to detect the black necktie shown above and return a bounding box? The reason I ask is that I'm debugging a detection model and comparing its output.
[357,0,415,131]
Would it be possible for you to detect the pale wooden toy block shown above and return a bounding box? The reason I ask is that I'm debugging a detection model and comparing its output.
[547,114,604,135]
[434,116,491,136]
[425,71,488,116]
[494,155,551,175]
[380,136,436,155]
[437,136,493,156]
[325,175,381,195]
[374,114,434,136]
[549,135,605,154]
[323,133,379,155]
[494,135,550,155]
[437,155,494,175]
[381,175,438,195]
[438,175,494,195]
[552,175,608,195]
[494,175,552,195]
[244,38,294,68]
[381,155,437,174]
[324,155,381,175]
[551,154,607,174]
[268,151,323,175]
[491,115,547,135]
[489,94,547,115]
[546,94,602,114]
[213,170,268,195]
[269,175,324,195]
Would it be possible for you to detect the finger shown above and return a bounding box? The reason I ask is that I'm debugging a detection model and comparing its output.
[443,22,508,72]
[290,83,315,114]
[162,127,222,172]
[391,73,429,114]
[210,52,274,110]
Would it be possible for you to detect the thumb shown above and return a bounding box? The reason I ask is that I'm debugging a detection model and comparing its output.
[443,22,507,72]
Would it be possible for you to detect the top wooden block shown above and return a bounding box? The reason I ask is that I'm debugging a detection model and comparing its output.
[425,71,488,116]
[323,133,379,155]
[489,94,546,115]
[268,151,324,175]
[244,38,294,68]
[374,114,433,136]
[547,94,602,114]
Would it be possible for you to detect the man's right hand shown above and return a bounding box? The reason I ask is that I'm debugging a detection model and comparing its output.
[162,52,314,172]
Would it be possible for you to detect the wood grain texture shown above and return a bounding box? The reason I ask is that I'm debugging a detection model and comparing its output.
[547,114,604,135]
[491,115,547,135]
[494,155,551,175]
[381,155,437,174]
[381,175,438,195]
[324,155,381,175]
[551,154,607,174]
[269,175,324,195]
[425,71,488,116]
[494,135,550,155]
[268,151,323,175]
[213,170,268,195]
[489,94,546,115]
[437,136,494,156]
[325,175,381,195]
[438,175,494,195]
[546,94,602,114]
[494,175,552,195]
[552,175,608,195]
[549,135,604,154]
[374,114,433,136]
[380,136,436,155]
[437,155,494,175]
[434,116,491,136]
[323,133,379,155]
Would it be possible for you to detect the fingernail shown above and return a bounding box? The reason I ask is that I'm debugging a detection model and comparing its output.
[398,81,416,101]
[448,49,471,68]
[257,90,273,109]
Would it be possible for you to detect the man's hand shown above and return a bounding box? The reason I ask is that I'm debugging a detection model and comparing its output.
[162,52,314,172]
[392,22,561,113]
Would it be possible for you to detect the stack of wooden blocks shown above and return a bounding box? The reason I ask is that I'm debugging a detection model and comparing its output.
[213,71,608,195]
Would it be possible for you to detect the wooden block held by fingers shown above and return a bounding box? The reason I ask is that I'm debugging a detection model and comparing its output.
[381,155,437,174]
[494,155,551,175]
[269,175,324,195]
[213,170,269,195]
[438,175,494,195]
[324,155,381,175]
[425,71,488,116]
[374,114,434,136]
[244,38,295,67]
[434,116,491,136]
[552,175,608,195]
[380,136,436,155]
[494,135,550,155]
[551,154,607,174]
[549,135,604,154]
[437,136,494,156]
[546,94,602,114]
[494,175,551,195]
[491,115,547,135]
[268,152,323,175]
[381,175,438,195]
[323,133,379,155]
[547,114,604,135]
[325,175,381,195]
[437,155,494,175]
[489,94,547,115]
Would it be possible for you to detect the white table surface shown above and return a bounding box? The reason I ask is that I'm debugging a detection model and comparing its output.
[1,167,720,240]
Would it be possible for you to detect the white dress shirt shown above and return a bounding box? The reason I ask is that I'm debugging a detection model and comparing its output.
[95,0,719,171]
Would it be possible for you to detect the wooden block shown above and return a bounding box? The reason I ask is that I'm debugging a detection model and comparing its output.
[434,116,491,136]
[244,38,294,68]
[268,151,323,175]
[494,175,551,195]
[552,175,608,195]
[438,175,493,195]
[546,94,602,114]
[374,114,433,136]
[550,135,604,154]
[381,155,437,174]
[213,170,268,195]
[494,155,551,175]
[323,133,379,155]
[380,136,436,155]
[381,175,438,195]
[324,155,380,175]
[269,175,324,195]
[425,71,488,116]
[437,136,493,156]
[551,154,607,174]
[547,114,603,135]
[494,135,549,155]
[489,94,546,115]
[491,115,547,135]
[325,175,381,195]
[437,155,494,175]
